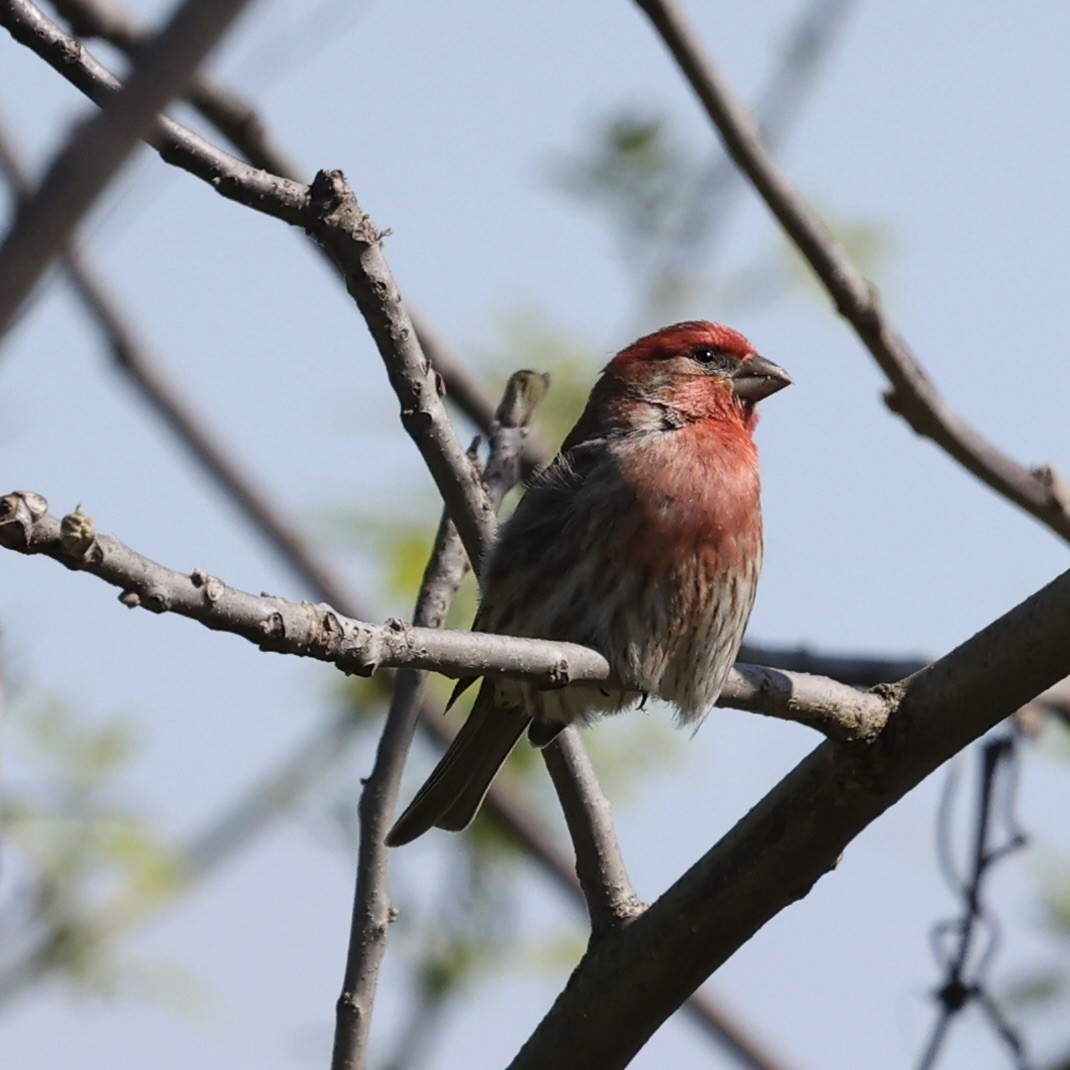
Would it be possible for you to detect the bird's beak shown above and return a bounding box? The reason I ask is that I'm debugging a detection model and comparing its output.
[730,355,792,401]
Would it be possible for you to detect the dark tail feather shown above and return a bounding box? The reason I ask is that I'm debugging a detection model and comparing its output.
[385,682,530,846]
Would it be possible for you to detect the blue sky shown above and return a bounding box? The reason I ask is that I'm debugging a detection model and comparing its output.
[2,2,1070,1068]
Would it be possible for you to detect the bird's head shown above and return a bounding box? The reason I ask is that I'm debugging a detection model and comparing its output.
[606,320,791,431]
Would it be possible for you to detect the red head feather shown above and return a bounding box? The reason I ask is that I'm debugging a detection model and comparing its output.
[610,321,756,369]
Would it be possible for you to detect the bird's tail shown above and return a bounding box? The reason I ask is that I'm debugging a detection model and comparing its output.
[385,681,530,846]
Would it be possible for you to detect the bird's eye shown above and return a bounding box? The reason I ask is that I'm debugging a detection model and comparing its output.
[690,345,720,365]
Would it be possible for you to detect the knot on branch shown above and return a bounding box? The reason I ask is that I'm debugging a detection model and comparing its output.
[0,490,48,548]
[137,586,171,614]
[936,978,974,1013]
[881,386,930,439]
[191,568,225,604]
[307,169,379,245]
[1031,463,1070,512]
[545,659,572,689]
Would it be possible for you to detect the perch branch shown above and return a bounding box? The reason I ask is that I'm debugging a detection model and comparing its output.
[0,83,793,1065]
[0,491,893,740]
[10,1,1060,701]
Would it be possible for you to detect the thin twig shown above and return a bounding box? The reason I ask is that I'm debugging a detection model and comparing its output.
[917,734,1029,1070]
[634,0,1070,543]
[0,0,261,338]
[738,643,924,689]
[49,0,306,177]
[655,0,856,287]
[0,111,346,604]
[411,310,549,476]
[304,168,497,569]
[334,598,459,1070]
[332,377,544,1070]
[542,728,645,937]
[0,1,309,219]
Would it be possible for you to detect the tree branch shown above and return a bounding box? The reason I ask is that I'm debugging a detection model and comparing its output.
[332,497,471,1070]
[304,168,497,570]
[332,376,544,1070]
[0,490,892,739]
[48,0,306,177]
[410,309,550,476]
[542,728,645,937]
[634,0,1070,543]
[41,0,551,477]
[0,112,347,608]
[10,10,1044,1070]
[509,562,1070,1068]
[0,0,261,338]
[0,0,309,222]
[2,0,497,568]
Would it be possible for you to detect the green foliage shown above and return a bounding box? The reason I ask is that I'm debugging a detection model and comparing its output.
[1,695,178,995]
[1046,867,1070,932]
[554,111,707,255]
[553,106,890,319]
[1004,968,1065,1010]
[552,109,724,315]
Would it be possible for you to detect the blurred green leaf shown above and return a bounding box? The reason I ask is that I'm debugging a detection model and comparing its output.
[1003,969,1066,1009]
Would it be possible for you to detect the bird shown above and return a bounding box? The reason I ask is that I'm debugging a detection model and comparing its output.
[386,321,790,846]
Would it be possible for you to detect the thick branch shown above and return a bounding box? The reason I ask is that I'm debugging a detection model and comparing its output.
[634,0,1070,543]
[0,491,891,739]
[509,564,1070,1068]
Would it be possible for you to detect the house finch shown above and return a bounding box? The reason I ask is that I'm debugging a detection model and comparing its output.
[386,321,790,846]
